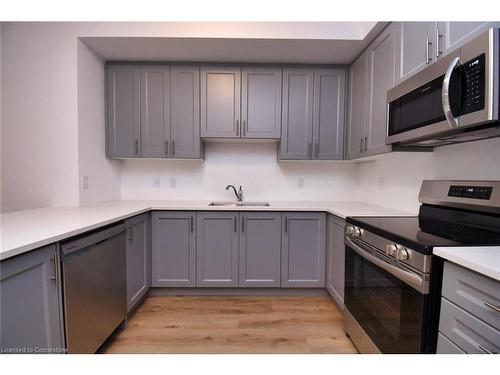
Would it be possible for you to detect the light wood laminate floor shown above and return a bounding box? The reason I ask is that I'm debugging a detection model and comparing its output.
[102,295,357,354]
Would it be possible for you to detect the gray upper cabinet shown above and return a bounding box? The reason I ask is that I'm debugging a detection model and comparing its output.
[151,211,196,288]
[106,65,141,158]
[0,245,63,352]
[313,69,346,160]
[126,213,150,312]
[280,68,314,159]
[170,66,202,158]
[239,212,281,287]
[326,215,345,308]
[281,212,326,288]
[346,51,368,160]
[365,24,396,156]
[196,212,239,287]
[140,66,170,158]
[201,66,241,138]
[241,67,282,139]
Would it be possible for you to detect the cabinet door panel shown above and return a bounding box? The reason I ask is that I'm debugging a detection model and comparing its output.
[239,212,281,287]
[241,67,282,139]
[0,245,63,351]
[366,25,396,156]
[437,22,500,58]
[201,67,241,138]
[152,211,196,287]
[197,212,239,287]
[106,65,141,157]
[280,68,314,159]
[170,66,201,158]
[326,215,345,308]
[313,69,345,160]
[282,213,326,288]
[141,66,170,158]
[126,213,150,311]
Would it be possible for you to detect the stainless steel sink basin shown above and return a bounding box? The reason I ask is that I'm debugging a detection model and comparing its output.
[208,201,270,207]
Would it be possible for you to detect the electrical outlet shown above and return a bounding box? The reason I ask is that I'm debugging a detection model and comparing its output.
[169,177,176,189]
[81,176,89,190]
[297,177,305,189]
[153,176,161,188]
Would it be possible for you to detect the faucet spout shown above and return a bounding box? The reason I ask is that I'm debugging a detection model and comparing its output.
[225,185,243,202]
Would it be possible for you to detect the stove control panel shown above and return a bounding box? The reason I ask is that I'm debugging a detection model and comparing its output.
[448,185,493,200]
[385,243,409,260]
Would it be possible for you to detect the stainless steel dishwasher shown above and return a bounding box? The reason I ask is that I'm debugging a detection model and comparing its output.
[61,223,127,354]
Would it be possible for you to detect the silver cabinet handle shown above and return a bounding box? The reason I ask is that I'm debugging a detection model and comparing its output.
[241,216,245,232]
[127,225,133,242]
[484,301,500,313]
[234,216,237,232]
[364,136,368,152]
[165,140,169,155]
[172,140,176,156]
[478,345,494,354]
[284,216,288,233]
[442,56,460,129]
[425,37,432,64]
[236,120,239,137]
[436,30,443,59]
[359,137,363,153]
[135,140,139,155]
[190,216,194,233]
[50,253,58,284]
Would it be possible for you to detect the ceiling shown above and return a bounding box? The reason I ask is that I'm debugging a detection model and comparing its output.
[81,22,387,64]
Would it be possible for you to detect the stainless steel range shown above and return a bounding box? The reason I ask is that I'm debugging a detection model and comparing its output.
[343,180,500,353]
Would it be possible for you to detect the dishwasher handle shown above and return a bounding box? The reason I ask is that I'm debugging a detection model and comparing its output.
[61,223,126,256]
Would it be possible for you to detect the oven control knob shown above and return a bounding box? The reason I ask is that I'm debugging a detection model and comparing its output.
[385,244,398,256]
[395,246,409,261]
[346,225,354,235]
[352,227,362,238]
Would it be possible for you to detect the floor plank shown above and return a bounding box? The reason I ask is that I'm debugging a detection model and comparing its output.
[102,295,358,354]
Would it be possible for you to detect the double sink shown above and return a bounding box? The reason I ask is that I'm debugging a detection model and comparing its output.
[208,201,270,207]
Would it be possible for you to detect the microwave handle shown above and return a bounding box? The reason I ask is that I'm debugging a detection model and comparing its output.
[442,56,461,129]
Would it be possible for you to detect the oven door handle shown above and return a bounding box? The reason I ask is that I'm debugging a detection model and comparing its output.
[442,56,461,129]
[345,236,430,294]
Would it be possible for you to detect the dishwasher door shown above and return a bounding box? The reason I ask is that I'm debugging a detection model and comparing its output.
[61,223,127,354]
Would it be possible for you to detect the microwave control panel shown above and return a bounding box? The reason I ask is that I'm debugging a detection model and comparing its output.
[461,53,485,115]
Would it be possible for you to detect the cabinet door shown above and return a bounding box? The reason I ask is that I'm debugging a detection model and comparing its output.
[365,24,396,156]
[346,52,368,159]
[241,67,282,139]
[239,212,281,287]
[280,68,314,159]
[0,245,63,352]
[126,213,150,312]
[282,212,326,288]
[151,211,196,287]
[395,22,435,84]
[200,66,241,138]
[170,66,201,158]
[140,66,170,158]
[312,68,346,160]
[106,65,141,158]
[436,22,500,58]
[326,215,345,308]
[196,212,239,287]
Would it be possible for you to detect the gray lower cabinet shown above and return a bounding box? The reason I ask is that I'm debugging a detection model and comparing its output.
[126,213,150,312]
[241,67,282,139]
[0,245,64,352]
[196,212,239,287]
[151,211,196,287]
[201,66,241,138]
[239,212,282,287]
[326,215,345,307]
[281,212,326,288]
[106,65,141,158]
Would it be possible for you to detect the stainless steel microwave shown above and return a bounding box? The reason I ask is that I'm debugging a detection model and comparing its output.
[387,28,500,147]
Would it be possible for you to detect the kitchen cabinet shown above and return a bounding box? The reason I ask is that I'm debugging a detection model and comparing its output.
[140,66,170,158]
[170,66,202,158]
[126,213,150,312]
[326,215,345,308]
[151,211,196,287]
[196,212,239,287]
[281,212,326,288]
[241,67,282,139]
[281,68,345,160]
[239,212,282,287]
[0,245,64,352]
[200,66,241,138]
[106,65,141,158]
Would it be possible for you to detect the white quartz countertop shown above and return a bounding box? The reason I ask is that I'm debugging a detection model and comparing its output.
[0,200,411,261]
[433,246,500,282]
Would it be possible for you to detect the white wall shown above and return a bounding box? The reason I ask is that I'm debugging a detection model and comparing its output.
[77,41,121,206]
[121,143,358,202]
[356,137,500,213]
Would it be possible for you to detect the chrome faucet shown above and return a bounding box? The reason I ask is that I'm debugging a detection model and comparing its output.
[226,185,243,202]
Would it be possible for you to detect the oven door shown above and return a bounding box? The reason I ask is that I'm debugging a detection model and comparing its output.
[344,236,429,353]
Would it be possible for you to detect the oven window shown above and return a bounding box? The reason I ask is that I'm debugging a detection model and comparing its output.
[345,244,425,353]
